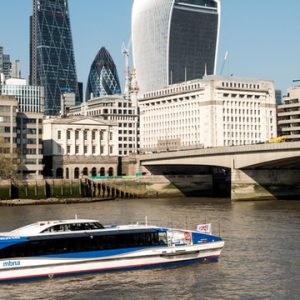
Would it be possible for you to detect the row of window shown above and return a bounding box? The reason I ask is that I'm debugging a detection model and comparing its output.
[56,166,115,179]
[0,105,13,112]
[57,144,114,155]
[143,83,202,99]
[221,81,260,90]
[88,109,134,116]
[0,232,167,259]
[57,130,112,141]
[223,108,261,115]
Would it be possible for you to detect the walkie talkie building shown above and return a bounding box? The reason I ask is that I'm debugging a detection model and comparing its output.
[132,0,220,94]
[30,0,79,115]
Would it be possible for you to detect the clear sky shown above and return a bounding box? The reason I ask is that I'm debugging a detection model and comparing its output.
[1,0,299,94]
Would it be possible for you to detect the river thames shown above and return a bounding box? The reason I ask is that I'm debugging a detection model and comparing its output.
[0,197,299,300]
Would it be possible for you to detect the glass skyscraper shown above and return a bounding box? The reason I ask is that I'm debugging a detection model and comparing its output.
[86,47,121,101]
[132,0,221,94]
[30,0,79,115]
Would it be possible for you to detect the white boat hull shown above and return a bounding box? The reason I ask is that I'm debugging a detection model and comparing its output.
[0,241,224,282]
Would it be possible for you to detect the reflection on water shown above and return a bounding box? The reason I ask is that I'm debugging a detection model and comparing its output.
[0,198,299,300]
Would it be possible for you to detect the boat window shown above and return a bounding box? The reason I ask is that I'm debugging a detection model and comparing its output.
[159,232,167,245]
[0,231,167,259]
[41,222,104,233]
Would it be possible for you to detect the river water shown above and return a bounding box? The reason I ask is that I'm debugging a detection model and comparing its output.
[0,198,299,300]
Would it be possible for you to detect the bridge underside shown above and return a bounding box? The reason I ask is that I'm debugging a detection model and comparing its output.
[244,156,300,169]
[140,143,300,200]
[141,157,300,201]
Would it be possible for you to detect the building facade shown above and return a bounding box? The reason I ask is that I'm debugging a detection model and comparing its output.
[0,95,18,158]
[30,0,79,115]
[17,112,44,179]
[139,76,277,151]
[86,47,121,101]
[0,46,12,81]
[0,79,44,178]
[0,78,44,113]
[277,86,300,141]
[132,0,220,94]
[69,95,139,157]
[43,116,119,179]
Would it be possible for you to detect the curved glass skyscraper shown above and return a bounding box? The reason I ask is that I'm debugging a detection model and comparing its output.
[30,0,79,115]
[132,0,220,94]
[86,47,121,101]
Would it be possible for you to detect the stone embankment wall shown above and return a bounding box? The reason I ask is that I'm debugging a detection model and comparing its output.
[231,169,300,200]
[91,175,213,198]
[0,175,213,201]
[0,179,83,200]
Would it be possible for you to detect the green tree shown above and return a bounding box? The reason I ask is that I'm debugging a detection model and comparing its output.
[0,138,19,179]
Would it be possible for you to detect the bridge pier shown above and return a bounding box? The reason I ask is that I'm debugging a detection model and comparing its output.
[231,169,300,200]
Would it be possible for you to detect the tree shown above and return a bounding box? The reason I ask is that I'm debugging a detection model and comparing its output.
[0,138,19,179]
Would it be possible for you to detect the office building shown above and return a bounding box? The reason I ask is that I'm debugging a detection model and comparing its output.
[0,96,18,159]
[69,95,139,157]
[86,47,121,101]
[30,0,79,115]
[17,112,44,179]
[0,78,44,178]
[11,60,21,79]
[139,76,277,151]
[277,86,300,141]
[275,90,282,105]
[43,116,118,179]
[132,0,220,94]
[0,78,44,113]
[0,46,12,81]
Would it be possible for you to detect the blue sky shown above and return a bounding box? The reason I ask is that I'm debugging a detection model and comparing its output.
[1,0,299,94]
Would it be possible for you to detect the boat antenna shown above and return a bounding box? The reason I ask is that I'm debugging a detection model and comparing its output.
[145,216,148,226]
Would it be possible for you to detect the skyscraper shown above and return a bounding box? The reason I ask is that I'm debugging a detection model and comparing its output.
[86,47,121,101]
[30,0,79,115]
[0,46,12,80]
[132,0,221,94]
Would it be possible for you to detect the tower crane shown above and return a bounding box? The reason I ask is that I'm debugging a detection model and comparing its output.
[122,38,132,100]
[220,51,228,76]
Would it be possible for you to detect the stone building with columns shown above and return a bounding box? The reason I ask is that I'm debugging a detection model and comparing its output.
[43,116,118,179]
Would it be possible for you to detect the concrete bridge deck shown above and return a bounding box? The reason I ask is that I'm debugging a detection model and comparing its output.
[140,142,300,169]
[139,142,300,200]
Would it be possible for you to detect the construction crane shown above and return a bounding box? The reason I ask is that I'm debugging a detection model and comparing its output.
[220,51,228,75]
[122,38,131,100]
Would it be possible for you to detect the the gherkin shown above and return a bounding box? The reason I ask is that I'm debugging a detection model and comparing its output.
[86,47,121,101]
[30,0,80,115]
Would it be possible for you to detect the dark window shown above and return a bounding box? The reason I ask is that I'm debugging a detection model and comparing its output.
[0,231,166,259]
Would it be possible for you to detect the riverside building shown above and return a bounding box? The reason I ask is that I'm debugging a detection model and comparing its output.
[0,78,44,179]
[132,0,220,94]
[277,86,300,141]
[43,116,118,179]
[68,95,139,156]
[0,96,18,161]
[139,76,277,151]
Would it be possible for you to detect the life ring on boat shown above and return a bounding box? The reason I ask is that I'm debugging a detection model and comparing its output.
[184,231,191,242]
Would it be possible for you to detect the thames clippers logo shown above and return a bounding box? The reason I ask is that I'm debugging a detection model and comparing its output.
[3,261,20,267]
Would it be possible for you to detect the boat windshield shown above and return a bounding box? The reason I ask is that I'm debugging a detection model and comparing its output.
[41,222,104,233]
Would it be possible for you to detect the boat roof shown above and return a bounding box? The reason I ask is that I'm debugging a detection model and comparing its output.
[0,219,165,238]
[5,219,101,237]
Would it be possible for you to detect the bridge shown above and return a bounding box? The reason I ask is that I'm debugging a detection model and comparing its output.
[139,142,300,200]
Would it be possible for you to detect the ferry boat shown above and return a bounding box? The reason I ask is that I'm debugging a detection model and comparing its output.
[0,219,224,283]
